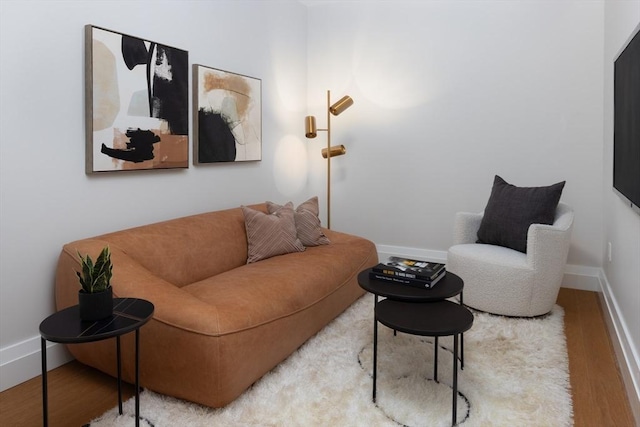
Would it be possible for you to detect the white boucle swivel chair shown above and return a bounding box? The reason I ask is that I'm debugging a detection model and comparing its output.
[447,202,574,317]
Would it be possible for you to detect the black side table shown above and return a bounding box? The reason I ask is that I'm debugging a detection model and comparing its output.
[375,299,474,426]
[39,298,154,427]
[357,269,464,302]
[358,269,467,371]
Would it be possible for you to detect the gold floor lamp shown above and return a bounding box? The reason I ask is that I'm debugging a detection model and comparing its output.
[304,90,353,229]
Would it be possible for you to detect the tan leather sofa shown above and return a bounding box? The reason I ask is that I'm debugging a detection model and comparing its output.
[54,203,378,407]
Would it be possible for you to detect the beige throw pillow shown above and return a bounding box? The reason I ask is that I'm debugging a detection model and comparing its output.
[242,203,305,263]
[266,196,330,247]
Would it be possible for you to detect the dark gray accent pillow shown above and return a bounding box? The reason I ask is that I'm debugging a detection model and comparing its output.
[476,175,565,253]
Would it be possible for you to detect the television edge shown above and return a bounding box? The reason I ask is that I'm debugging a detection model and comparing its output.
[613,21,640,216]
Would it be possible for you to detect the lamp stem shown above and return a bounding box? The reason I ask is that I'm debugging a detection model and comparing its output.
[326,90,331,229]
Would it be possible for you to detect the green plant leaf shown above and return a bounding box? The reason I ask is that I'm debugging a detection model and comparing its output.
[76,246,112,293]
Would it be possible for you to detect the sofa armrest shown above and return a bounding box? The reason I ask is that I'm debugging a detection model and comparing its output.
[55,240,222,336]
[453,212,483,245]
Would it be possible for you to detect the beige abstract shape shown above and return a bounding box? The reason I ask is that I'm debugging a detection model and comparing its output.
[203,72,251,118]
[92,39,120,131]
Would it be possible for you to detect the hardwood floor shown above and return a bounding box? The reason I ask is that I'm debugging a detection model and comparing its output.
[0,288,636,426]
[0,361,134,427]
[557,288,636,426]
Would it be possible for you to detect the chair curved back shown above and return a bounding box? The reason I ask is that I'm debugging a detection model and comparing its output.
[447,203,574,317]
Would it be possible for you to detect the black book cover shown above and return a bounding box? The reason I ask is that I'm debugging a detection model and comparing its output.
[368,270,446,289]
[372,256,446,281]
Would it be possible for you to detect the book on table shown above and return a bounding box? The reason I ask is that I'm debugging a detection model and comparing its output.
[370,256,447,289]
[368,269,446,289]
[373,256,446,281]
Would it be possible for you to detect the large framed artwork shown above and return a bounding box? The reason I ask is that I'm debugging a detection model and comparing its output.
[193,64,262,163]
[85,25,189,173]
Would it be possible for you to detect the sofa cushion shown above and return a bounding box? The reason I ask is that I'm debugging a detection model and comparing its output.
[83,206,253,287]
[242,203,305,263]
[182,229,375,334]
[267,197,330,247]
[476,175,565,253]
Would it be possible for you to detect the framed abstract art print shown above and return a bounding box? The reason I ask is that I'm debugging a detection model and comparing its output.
[85,25,189,173]
[193,64,262,164]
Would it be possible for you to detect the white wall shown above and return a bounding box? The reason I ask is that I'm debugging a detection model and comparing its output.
[603,0,640,413]
[305,0,604,271]
[0,0,308,390]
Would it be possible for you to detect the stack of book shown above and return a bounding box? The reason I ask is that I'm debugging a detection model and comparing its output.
[369,256,446,289]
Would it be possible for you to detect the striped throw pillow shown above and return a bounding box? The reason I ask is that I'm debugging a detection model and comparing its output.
[242,203,305,263]
[267,196,330,247]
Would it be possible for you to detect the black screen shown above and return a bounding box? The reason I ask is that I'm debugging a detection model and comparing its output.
[614,26,640,211]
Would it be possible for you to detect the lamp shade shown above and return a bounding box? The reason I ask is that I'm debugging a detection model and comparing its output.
[329,95,353,116]
[321,145,347,159]
[305,116,317,138]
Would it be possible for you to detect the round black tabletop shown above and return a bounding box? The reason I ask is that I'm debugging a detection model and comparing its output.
[358,269,464,301]
[40,298,154,344]
[376,299,474,337]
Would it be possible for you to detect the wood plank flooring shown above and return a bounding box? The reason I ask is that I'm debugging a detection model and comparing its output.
[0,288,636,426]
[557,288,636,426]
[0,360,134,427]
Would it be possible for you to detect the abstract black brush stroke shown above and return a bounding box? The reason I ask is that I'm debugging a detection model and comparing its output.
[151,45,189,135]
[119,36,188,136]
[121,35,149,70]
[121,36,155,115]
[101,128,160,163]
[198,109,236,162]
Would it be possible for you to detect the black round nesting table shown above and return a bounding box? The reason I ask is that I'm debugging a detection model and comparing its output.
[358,269,467,368]
[357,269,464,302]
[358,268,473,426]
[39,298,154,427]
[375,299,473,427]
[376,299,474,337]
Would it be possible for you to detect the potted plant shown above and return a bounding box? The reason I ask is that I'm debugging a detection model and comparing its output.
[76,246,113,321]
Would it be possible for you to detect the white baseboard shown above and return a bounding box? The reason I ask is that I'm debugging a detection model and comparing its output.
[0,336,72,392]
[376,244,600,291]
[597,270,640,424]
[376,244,448,265]
[560,264,601,291]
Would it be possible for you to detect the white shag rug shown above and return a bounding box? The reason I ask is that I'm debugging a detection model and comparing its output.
[89,295,573,426]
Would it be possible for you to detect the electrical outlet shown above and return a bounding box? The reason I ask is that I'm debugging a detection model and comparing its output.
[608,242,612,262]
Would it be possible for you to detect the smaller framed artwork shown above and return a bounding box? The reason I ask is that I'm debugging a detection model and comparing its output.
[85,25,189,173]
[193,64,262,163]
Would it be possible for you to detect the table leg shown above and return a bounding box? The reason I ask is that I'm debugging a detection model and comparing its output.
[434,336,438,382]
[459,291,464,370]
[41,338,48,427]
[452,333,459,426]
[373,306,378,402]
[117,336,122,415]
[135,329,140,427]
[461,333,464,370]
